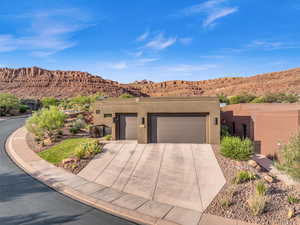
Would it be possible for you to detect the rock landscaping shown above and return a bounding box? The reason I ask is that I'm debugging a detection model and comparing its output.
[207,145,300,225]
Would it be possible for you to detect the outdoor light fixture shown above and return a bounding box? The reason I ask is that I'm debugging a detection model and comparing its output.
[214,117,218,125]
[141,117,145,125]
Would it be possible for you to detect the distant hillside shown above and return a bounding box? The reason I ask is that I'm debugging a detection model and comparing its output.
[125,67,300,97]
[0,66,300,99]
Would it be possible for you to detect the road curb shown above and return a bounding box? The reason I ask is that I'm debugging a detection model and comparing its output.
[5,127,180,225]
[5,127,259,225]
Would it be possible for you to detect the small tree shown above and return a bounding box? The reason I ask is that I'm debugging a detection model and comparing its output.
[277,130,300,181]
[26,106,66,140]
[0,93,20,115]
[41,97,59,108]
[217,93,229,104]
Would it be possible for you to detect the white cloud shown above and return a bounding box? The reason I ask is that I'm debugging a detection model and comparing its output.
[182,0,238,28]
[109,61,128,70]
[136,58,159,64]
[179,37,193,45]
[247,41,284,49]
[165,64,217,72]
[0,8,92,56]
[144,33,177,50]
[136,31,149,42]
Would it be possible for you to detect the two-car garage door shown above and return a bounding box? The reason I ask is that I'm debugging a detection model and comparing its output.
[149,113,207,143]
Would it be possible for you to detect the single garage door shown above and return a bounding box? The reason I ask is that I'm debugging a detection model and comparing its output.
[150,113,206,143]
[118,114,137,140]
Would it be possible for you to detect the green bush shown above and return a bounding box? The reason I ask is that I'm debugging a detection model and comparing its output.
[263,93,298,103]
[232,170,256,184]
[221,125,231,139]
[26,106,66,139]
[287,195,299,204]
[74,140,103,159]
[228,93,256,104]
[19,104,30,113]
[41,97,59,108]
[69,126,79,134]
[0,93,21,115]
[255,181,267,196]
[220,136,254,161]
[75,147,86,159]
[104,134,112,141]
[217,93,229,104]
[119,93,134,99]
[276,130,300,181]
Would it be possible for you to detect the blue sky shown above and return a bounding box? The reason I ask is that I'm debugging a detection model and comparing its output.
[1,0,300,83]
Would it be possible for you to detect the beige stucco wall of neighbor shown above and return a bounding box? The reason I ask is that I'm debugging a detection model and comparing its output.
[221,103,300,157]
[93,97,220,144]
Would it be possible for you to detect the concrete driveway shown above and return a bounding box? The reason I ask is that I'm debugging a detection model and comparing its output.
[79,142,225,213]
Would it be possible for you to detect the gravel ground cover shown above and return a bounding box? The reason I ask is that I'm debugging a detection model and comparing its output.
[206,145,300,225]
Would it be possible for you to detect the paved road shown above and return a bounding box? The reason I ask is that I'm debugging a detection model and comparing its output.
[0,118,138,225]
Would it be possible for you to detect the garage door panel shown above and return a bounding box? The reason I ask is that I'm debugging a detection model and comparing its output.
[150,114,206,143]
[119,114,137,140]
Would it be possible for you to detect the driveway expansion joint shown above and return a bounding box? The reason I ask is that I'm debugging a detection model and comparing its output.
[5,126,259,225]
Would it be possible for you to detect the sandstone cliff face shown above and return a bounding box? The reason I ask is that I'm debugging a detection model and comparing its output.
[0,67,144,99]
[126,67,300,97]
[0,66,300,99]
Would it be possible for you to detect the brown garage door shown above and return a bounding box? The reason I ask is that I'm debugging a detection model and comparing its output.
[150,113,206,143]
[118,114,137,140]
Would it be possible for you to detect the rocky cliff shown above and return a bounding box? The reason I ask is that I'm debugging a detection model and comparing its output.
[126,67,300,97]
[0,67,144,98]
[0,66,300,99]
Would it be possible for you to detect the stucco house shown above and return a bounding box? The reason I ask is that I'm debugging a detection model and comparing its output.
[93,97,220,144]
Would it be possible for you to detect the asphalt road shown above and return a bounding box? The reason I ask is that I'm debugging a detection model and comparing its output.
[0,118,138,225]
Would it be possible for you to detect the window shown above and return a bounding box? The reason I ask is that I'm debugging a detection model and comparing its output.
[104,114,112,118]
[95,110,101,114]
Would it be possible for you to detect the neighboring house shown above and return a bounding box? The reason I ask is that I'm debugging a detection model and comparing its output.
[221,103,300,158]
[93,97,220,144]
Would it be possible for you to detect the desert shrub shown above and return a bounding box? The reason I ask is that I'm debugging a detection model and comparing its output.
[232,170,256,184]
[0,93,21,115]
[119,93,134,99]
[19,104,30,113]
[247,193,267,216]
[228,93,256,105]
[73,118,86,130]
[41,97,59,108]
[263,93,298,103]
[221,136,254,161]
[251,97,265,103]
[219,185,236,209]
[217,93,229,104]
[255,181,267,196]
[26,106,66,140]
[221,125,231,139]
[287,195,299,204]
[104,134,112,141]
[74,140,102,159]
[75,147,86,159]
[276,130,300,181]
[69,127,79,134]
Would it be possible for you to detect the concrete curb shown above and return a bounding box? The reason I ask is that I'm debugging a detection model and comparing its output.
[5,127,258,225]
[5,128,180,225]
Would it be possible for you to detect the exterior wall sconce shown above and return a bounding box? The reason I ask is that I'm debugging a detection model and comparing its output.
[141,117,145,125]
[214,117,219,125]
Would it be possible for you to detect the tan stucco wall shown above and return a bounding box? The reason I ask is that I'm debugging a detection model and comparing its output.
[221,104,300,157]
[93,97,220,144]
